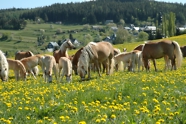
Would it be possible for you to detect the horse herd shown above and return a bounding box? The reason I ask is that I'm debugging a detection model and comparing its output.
[0,39,185,82]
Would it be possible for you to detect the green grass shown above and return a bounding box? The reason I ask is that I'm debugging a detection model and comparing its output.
[0,31,186,123]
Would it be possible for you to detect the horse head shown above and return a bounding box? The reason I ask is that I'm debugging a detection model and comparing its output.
[45,70,52,83]
[0,67,8,81]
[66,39,76,50]
[65,74,72,83]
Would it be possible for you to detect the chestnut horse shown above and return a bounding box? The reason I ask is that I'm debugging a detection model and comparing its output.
[15,50,39,76]
[72,47,83,75]
[15,51,34,60]
[142,40,182,71]
[77,41,115,81]
[53,39,76,63]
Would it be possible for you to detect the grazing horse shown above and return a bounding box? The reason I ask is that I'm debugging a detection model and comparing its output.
[15,50,39,76]
[77,41,114,81]
[20,55,44,79]
[72,47,83,75]
[114,50,143,72]
[41,55,58,83]
[142,40,182,71]
[133,44,145,51]
[180,46,186,57]
[15,51,34,60]
[7,59,27,81]
[0,50,9,81]
[53,39,76,63]
[58,57,72,83]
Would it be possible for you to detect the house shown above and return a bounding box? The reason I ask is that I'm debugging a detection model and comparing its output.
[111,27,118,32]
[47,42,59,52]
[71,39,81,47]
[143,26,156,35]
[105,20,113,25]
[103,34,116,43]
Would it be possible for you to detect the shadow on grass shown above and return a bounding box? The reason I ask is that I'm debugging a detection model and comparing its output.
[14,41,21,44]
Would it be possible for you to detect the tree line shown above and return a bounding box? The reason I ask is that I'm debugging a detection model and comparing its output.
[0,0,186,30]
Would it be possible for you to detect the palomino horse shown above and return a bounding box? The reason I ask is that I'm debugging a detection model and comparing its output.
[53,39,76,63]
[0,50,9,81]
[58,57,72,83]
[142,40,182,71]
[77,41,114,81]
[15,50,39,76]
[20,54,44,79]
[41,55,58,83]
[114,50,143,72]
[72,47,83,75]
[7,59,27,81]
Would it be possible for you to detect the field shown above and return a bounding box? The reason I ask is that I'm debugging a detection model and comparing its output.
[1,24,186,123]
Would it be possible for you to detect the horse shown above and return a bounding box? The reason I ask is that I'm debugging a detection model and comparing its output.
[0,50,9,81]
[114,50,143,72]
[53,39,76,63]
[77,41,115,81]
[7,59,27,81]
[58,57,72,83]
[133,44,145,51]
[20,54,44,79]
[72,47,83,75]
[142,40,182,71]
[15,50,39,76]
[15,51,34,60]
[180,46,186,57]
[41,55,58,83]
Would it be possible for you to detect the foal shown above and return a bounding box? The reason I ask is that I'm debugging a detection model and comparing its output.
[58,57,72,83]
[7,59,27,81]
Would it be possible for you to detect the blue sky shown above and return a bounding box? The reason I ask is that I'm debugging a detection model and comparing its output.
[0,0,185,9]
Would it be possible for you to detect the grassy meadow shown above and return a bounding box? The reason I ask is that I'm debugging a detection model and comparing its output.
[1,24,186,123]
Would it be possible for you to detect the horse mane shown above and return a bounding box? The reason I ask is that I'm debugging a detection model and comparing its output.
[83,42,96,60]
[28,51,34,56]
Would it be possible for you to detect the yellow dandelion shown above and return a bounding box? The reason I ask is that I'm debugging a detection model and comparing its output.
[111,114,116,119]
[95,119,101,123]
[79,121,86,124]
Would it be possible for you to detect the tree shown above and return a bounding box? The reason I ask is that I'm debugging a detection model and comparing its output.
[137,31,149,42]
[114,28,132,44]
[118,19,125,26]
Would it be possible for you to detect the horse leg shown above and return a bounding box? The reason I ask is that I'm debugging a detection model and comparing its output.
[95,61,101,76]
[88,65,91,79]
[152,59,157,71]
[30,70,37,79]
[58,70,64,83]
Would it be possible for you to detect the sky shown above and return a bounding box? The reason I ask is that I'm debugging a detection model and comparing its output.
[0,0,185,9]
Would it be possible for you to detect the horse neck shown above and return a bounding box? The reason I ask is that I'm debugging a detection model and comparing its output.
[19,61,27,74]
[60,45,69,57]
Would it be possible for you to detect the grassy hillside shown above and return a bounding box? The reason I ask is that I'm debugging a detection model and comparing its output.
[0,34,186,123]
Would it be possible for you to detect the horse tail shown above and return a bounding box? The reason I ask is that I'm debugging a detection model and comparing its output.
[172,41,183,68]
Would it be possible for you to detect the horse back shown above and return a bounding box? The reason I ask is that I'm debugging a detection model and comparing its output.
[95,41,114,59]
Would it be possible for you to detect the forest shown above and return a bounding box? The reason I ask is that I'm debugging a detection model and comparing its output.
[0,0,186,30]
